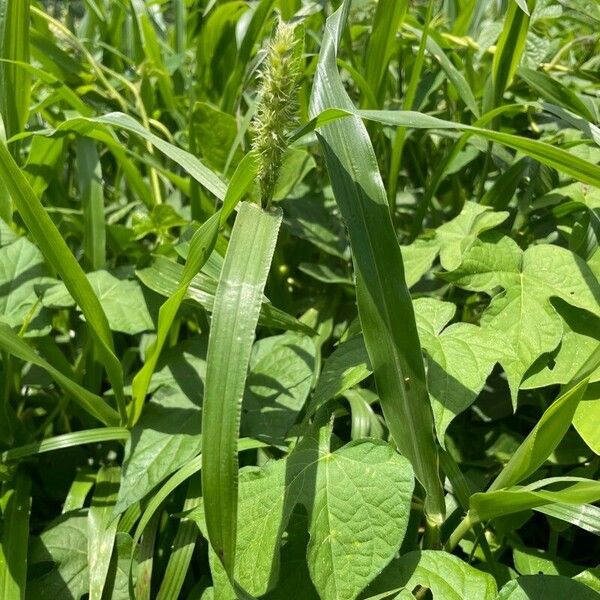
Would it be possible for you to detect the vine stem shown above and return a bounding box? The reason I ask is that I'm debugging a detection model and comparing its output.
[445,513,475,552]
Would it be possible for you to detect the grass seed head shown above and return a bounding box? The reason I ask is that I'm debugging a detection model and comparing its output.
[252,19,302,208]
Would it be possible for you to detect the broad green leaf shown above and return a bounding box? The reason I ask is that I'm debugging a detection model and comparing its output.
[241,332,315,443]
[443,237,600,400]
[27,510,134,600]
[192,432,415,600]
[0,236,47,329]
[297,437,413,600]
[364,550,497,600]
[309,335,372,414]
[489,379,589,491]
[0,138,125,422]
[281,195,350,260]
[496,575,599,599]
[43,270,153,335]
[0,323,120,426]
[415,298,501,445]
[574,568,600,594]
[512,546,582,577]
[190,101,243,173]
[202,202,282,573]
[309,0,444,523]
[434,202,510,271]
[115,385,202,515]
[0,471,31,600]
[400,239,438,288]
[88,466,120,600]
[27,511,89,600]
[522,304,600,389]
[310,298,501,445]
[572,383,600,455]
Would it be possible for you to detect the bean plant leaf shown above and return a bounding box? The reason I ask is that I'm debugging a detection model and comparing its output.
[0,236,47,328]
[434,202,510,271]
[27,511,90,600]
[114,386,202,515]
[43,270,153,335]
[191,428,415,600]
[241,332,316,443]
[364,550,497,600]
[443,236,600,401]
[416,298,501,445]
[572,383,600,455]
[496,575,600,599]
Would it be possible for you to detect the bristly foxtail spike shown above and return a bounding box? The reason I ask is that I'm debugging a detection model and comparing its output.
[251,18,303,209]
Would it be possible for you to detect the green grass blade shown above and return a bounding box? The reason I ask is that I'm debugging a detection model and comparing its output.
[296,107,600,188]
[76,138,106,271]
[1,428,129,462]
[201,202,282,572]
[131,440,266,553]
[363,0,408,106]
[63,467,96,513]
[29,113,227,200]
[0,140,125,422]
[309,1,445,524]
[0,324,120,427]
[88,466,120,600]
[221,0,276,112]
[0,0,30,140]
[491,0,535,107]
[131,151,258,422]
[471,478,600,522]
[0,471,31,600]
[155,475,201,600]
[488,379,589,492]
[517,66,595,122]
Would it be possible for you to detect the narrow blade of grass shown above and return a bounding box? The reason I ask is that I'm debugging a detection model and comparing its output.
[155,475,201,600]
[88,466,120,600]
[491,0,535,107]
[309,1,445,524]
[131,151,258,423]
[0,324,120,427]
[0,140,125,422]
[488,378,589,492]
[363,0,408,106]
[0,471,31,600]
[76,138,106,271]
[201,202,282,572]
[2,428,129,463]
[0,0,30,140]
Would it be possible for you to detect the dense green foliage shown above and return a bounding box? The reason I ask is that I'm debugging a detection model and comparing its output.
[0,0,599,598]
